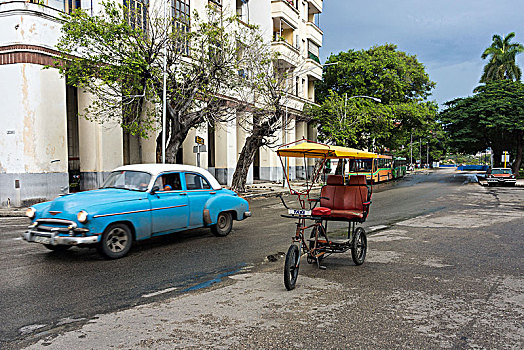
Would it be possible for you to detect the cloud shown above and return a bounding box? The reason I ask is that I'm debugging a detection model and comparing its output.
[320,0,524,105]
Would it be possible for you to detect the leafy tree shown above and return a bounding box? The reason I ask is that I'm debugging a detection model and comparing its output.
[53,2,261,163]
[480,32,524,83]
[439,80,524,173]
[309,44,437,154]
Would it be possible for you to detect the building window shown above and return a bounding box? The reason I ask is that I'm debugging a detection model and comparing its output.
[308,40,320,63]
[172,0,191,54]
[65,0,81,14]
[123,0,148,32]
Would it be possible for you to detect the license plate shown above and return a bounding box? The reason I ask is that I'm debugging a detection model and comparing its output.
[34,236,51,244]
[288,209,311,216]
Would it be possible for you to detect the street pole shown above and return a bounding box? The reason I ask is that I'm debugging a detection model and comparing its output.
[161,0,167,164]
[410,132,413,165]
[283,105,288,188]
[419,138,422,167]
[344,93,347,123]
[426,142,429,166]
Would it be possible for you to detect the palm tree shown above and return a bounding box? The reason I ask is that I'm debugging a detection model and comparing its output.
[480,32,524,83]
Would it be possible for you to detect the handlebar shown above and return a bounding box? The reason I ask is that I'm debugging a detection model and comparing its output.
[277,193,330,210]
[276,193,290,209]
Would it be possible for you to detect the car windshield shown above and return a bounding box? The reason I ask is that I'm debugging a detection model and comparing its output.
[492,169,512,174]
[101,171,152,191]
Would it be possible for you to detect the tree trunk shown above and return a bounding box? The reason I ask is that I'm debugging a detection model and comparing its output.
[334,159,345,175]
[155,109,202,164]
[492,147,502,168]
[230,134,262,193]
[155,131,163,163]
[512,132,523,175]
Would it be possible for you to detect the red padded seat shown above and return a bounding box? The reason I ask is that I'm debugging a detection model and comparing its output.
[317,175,370,221]
[348,175,371,202]
[327,175,344,185]
[312,207,332,216]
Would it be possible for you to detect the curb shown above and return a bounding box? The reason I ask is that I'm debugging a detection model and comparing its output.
[0,209,26,217]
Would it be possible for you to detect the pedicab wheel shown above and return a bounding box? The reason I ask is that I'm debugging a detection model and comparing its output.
[351,227,367,266]
[284,244,300,291]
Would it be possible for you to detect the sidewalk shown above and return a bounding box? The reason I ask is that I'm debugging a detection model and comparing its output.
[0,207,26,217]
[242,181,321,198]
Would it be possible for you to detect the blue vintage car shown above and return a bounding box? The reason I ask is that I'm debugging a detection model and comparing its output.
[22,164,251,259]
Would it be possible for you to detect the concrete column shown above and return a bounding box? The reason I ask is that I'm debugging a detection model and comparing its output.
[181,124,209,168]
[259,123,283,182]
[285,118,296,180]
[78,90,123,190]
[307,122,318,175]
[214,115,237,185]
[140,130,157,164]
[295,121,307,179]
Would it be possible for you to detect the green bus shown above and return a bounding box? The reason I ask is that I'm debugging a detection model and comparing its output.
[392,157,407,179]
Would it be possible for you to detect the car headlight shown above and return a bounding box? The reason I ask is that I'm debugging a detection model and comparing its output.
[26,207,36,219]
[77,210,89,223]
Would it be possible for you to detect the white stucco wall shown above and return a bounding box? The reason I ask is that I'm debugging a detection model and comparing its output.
[0,64,68,173]
[77,90,123,173]
[0,2,62,49]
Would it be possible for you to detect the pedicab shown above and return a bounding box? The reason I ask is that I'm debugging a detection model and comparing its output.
[276,140,375,290]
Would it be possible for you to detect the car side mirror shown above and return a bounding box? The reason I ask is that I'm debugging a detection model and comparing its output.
[150,186,160,194]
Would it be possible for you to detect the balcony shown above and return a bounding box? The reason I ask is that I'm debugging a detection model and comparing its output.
[306,22,323,47]
[271,0,299,29]
[307,0,322,14]
[271,40,300,68]
[304,57,322,81]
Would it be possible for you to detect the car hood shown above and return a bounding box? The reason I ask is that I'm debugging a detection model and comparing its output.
[45,188,148,214]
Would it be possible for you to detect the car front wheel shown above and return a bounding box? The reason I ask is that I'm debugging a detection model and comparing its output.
[97,223,133,259]
[211,212,233,237]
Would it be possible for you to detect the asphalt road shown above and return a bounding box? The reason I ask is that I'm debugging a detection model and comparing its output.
[1,169,522,349]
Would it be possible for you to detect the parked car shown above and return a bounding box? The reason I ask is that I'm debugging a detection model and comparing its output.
[22,164,251,259]
[485,168,517,186]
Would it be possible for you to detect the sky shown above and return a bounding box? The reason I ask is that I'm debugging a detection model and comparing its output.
[319,0,524,108]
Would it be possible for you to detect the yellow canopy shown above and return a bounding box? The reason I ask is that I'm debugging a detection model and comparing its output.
[277,142,376,159]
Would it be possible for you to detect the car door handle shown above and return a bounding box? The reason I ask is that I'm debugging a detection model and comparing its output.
[210,192,216,195]
[179,193,187,196]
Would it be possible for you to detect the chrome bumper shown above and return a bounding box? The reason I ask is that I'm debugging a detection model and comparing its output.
[487,178,516,183]
[22,230,99,246]
[244,211,252,219]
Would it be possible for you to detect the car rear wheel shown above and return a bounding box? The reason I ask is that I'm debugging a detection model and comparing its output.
[211,212,233,237]
[97,223,133,259]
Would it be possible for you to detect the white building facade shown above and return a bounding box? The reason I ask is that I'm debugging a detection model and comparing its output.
[0,0,323,207]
